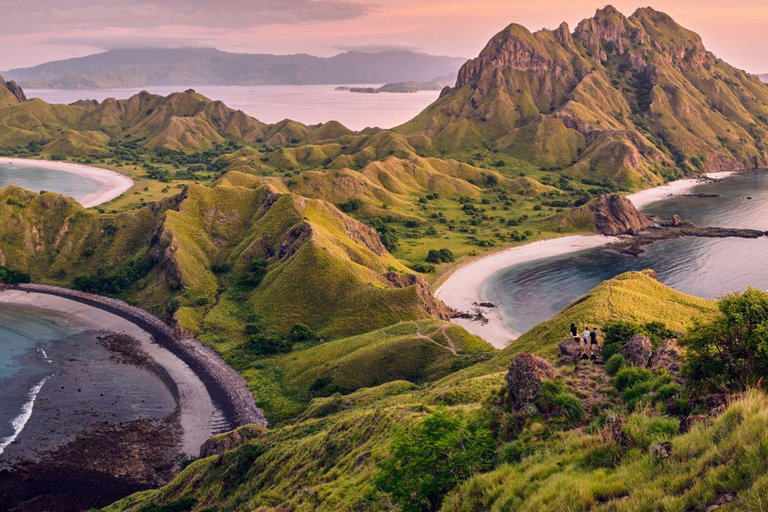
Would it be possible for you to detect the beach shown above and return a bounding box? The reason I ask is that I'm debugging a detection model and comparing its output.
[435,170,740,349]
[1,158,133,208]
[0,289,219,457]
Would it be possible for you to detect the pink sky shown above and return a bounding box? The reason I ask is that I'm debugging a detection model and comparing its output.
[1,0,767,73]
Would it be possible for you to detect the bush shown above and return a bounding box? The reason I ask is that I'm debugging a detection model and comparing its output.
[497,440,532,464]
[612,367,654,391]
[681,288,768,391]
[605,354,628,375]
[602,320,675,359]
[425,248,455,264]
[0,265,31,285]
[240,260,268,288]
[579,441,623,469]
[376,410,495,512]
[339,199,363,213]
[289,323,315,342]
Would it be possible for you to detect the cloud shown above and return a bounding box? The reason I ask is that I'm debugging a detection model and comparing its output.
[0,0,375,34]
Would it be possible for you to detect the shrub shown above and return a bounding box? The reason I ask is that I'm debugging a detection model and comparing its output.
[425,248,455,264]
[0,265,31,285]
[339,199,363,213]
[602,320,675,359]
[605,354,628,375]
[622,413,679,449]
[681,288,768,391]
[289,323,315,342]
[240,260,268,288]
[613,367,654,392]
[551,392,585,422]
[497,440,532,464]
[376,410,495,512]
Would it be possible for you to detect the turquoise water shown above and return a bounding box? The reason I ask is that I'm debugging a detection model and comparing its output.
[486,172,768,335]
[0,162,103,202]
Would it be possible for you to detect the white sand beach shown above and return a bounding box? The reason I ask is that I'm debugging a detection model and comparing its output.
[1,158,133,208]
[435,171,740,349]
[0,289,217,456]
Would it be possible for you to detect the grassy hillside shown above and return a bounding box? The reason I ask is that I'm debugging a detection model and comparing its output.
[99,272,732,512]
[399,6,768,188]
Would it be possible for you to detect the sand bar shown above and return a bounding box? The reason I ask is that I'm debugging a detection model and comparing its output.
[1,158,133,208]
[435,171,740,349]
[0,289,217,456]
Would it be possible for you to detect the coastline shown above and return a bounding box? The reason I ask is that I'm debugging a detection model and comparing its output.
[435,170,740,349]
[0,284,266,430]
[0,289,216,457]
[0,158,134,207]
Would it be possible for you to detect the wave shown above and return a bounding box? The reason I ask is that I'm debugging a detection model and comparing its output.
[0,376,50,456]
[37,347,53,364]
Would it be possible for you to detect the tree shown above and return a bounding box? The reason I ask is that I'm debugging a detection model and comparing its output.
[681,288,768,391]
[376,410,495,512]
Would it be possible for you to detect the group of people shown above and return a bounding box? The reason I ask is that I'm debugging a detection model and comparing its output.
[570,323,600,359]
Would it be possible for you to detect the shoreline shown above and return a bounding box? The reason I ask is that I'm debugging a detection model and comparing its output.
[435,170,742,349]
[0,284,266,431]
[0,158,134,207]
[0,289,215,457]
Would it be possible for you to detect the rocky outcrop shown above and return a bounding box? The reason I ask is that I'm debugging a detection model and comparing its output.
[199,425,266,458]
[650,339,682,372]
[505,353,556,410]
[3,78,26,103]
[558,337,586,364]
[649,441,672,460]
[679,414,708,433]
[621,334,653,366]
[590,194,655,235]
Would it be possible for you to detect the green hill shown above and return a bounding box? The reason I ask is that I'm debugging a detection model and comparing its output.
[398,6,768,188]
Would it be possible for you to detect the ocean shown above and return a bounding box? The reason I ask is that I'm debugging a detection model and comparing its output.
[485,171,768,335]
[25,84,441,131]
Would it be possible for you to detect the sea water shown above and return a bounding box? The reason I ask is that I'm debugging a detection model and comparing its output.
[485,172,768,335]
[25,84,441,131]
[0,162,103,204]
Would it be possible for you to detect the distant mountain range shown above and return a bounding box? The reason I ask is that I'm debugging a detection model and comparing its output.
[3,48,466,89]
[760,73,768,83]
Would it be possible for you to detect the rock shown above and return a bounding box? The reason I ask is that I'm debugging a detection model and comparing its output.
[558,338,585,364]
[505,353,556,410]
[649,339,682,372]
[621,334,653,366]
[649,441,672,460]
[589,194,655,235]
[671,214,683,226]
[705,393,732,416]
[199,425,266,458]
[679,414,708,434]
[705,493,735,512]
[601,415,625,444]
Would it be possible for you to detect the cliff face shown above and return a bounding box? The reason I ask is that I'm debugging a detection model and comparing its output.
[590,194,655,235]
[401,6,768,188]
[0,74,26,106]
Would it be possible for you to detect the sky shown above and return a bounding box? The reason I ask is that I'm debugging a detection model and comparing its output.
[0,0,767,73]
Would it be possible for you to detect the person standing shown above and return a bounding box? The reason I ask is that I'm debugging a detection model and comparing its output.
[582,327,590,346]
[570,323,578,340]
[589,328,599,359]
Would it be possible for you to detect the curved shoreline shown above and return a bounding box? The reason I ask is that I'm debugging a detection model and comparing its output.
[435,170,742,349]
[0,158,134,207]
[0,284,267,434]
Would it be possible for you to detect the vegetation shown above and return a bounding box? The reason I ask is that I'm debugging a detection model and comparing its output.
[682,288,768,392]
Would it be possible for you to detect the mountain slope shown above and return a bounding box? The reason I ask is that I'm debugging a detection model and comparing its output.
[398,6,768,189]
[0,89,327,152]
[4,48,467,88]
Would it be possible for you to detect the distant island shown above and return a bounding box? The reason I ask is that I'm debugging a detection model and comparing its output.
[761,73,768,83]
[4,48,466,89]
[339,77,454,95]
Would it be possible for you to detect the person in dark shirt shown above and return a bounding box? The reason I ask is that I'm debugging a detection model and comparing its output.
[589,328,599,359]
[570,323,578,340]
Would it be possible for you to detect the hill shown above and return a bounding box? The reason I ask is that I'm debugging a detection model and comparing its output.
[4,48,467,89]
[99,271,734,512]
[398,6,768,189]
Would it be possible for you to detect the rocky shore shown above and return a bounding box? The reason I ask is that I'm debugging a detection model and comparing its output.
[3,283,266,429]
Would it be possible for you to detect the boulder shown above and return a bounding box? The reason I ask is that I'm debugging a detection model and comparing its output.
[679,414,708,434]
[650,339,682,372]
[558,338,585,364]
[621,334,653,366]
[601,414,625,444]
[649,441,672,461]
[589,194,655,235]
[200,424,266,458]
[505,353,556,410]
